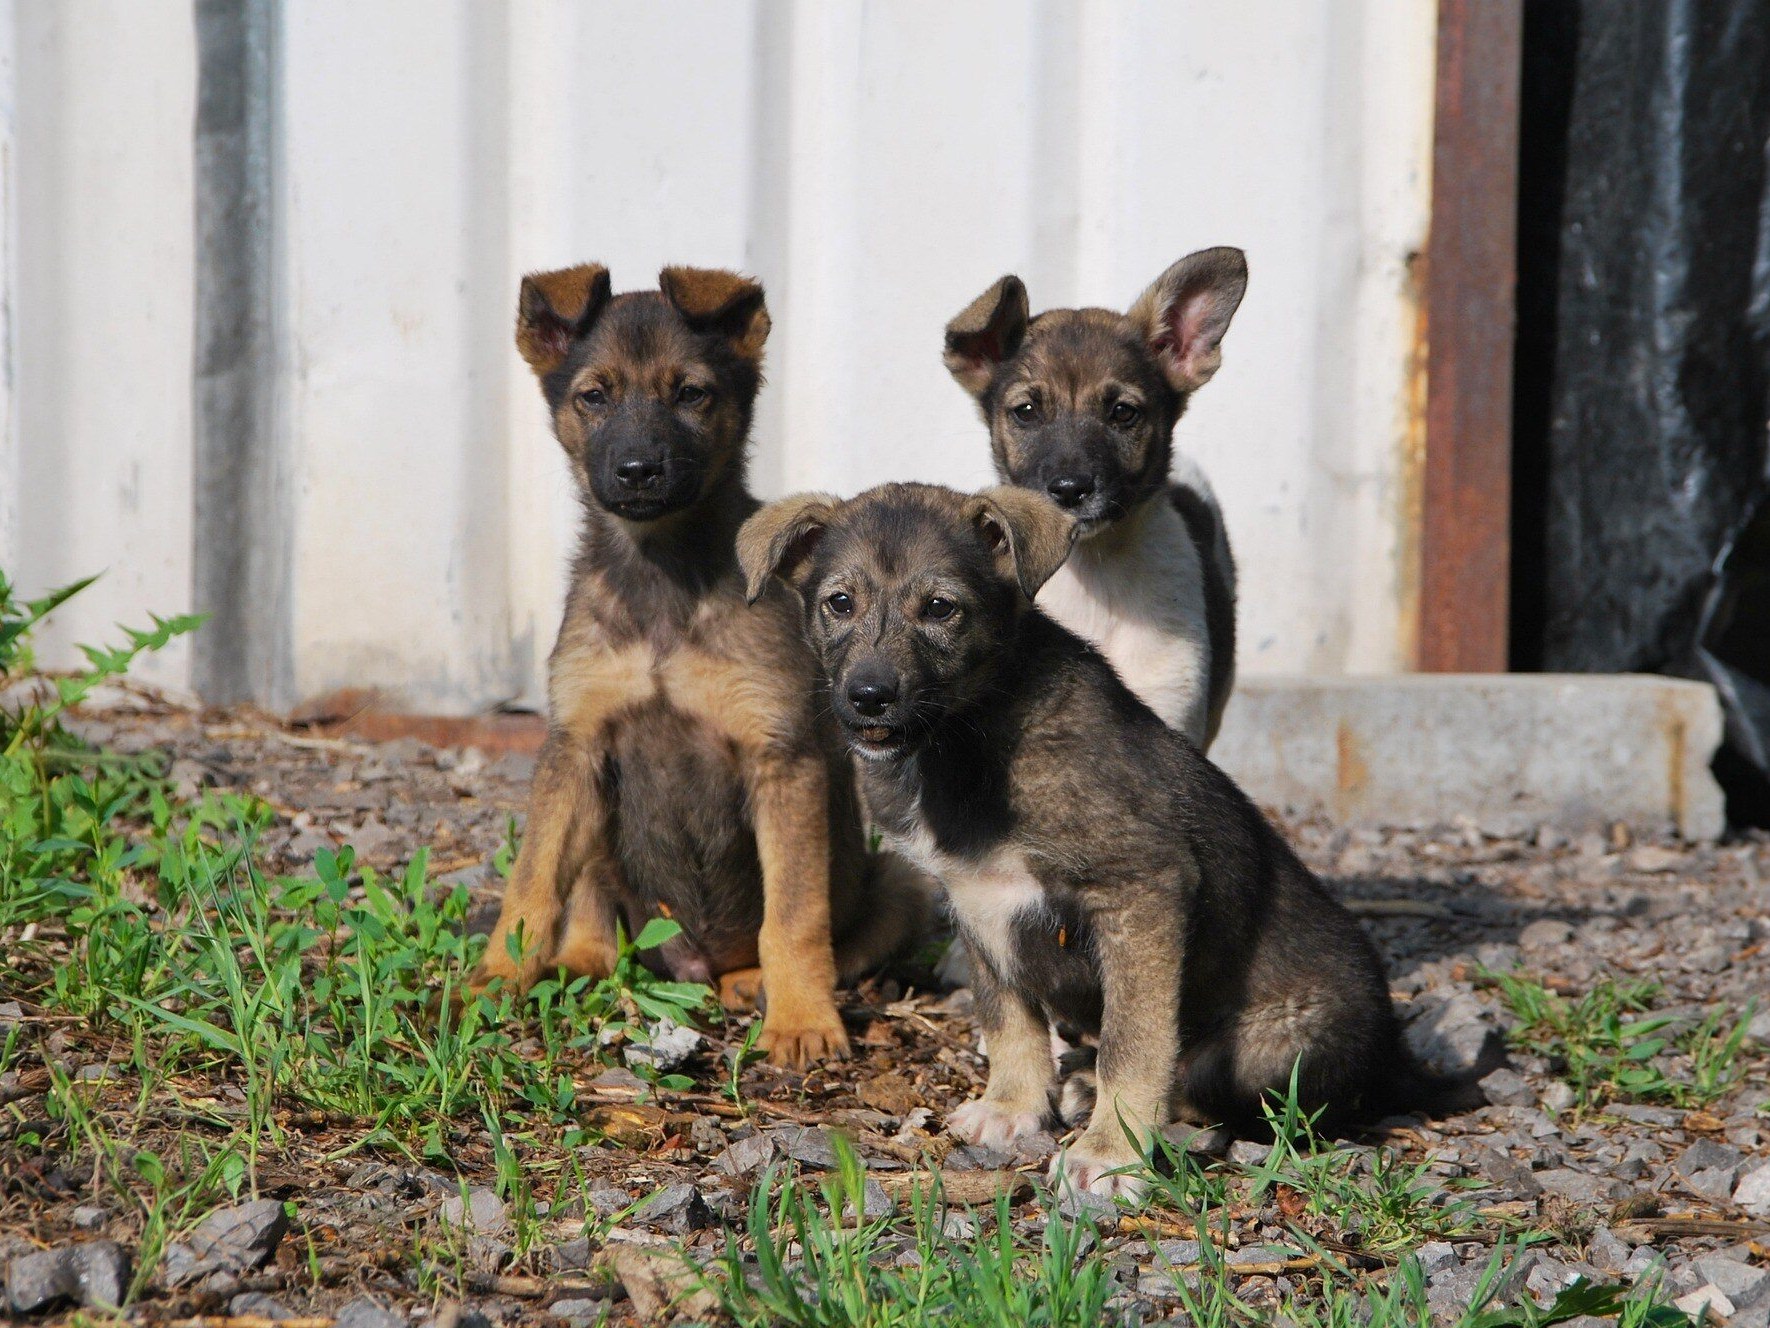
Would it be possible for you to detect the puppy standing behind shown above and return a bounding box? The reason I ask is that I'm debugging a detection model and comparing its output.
[740,482,1460,1195]
[943,249,1246,749]
[472,263,926,1066]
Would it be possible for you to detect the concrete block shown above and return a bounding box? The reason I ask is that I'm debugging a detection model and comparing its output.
[1212,674,1725,841]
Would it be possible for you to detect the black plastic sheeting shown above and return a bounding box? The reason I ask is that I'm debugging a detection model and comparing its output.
[1513,0,1770,822]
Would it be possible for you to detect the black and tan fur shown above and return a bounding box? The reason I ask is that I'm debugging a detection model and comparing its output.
[943,249,1245,748]
[740,482,1461,1194]
[473,263,927,1066]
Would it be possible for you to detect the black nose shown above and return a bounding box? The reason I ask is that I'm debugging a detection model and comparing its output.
[1046,475,1095,508]
[616,458,665,491]
[847,679,898,719]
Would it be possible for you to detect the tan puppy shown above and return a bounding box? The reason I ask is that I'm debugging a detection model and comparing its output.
[473,264,927,1066]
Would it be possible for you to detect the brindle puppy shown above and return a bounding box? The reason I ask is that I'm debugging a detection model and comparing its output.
[944,249,1245,748]
[740,482,1462,1194]
[473,263,927,1066]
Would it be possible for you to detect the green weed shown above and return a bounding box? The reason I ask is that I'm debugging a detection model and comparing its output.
[1495,973,1758,1112]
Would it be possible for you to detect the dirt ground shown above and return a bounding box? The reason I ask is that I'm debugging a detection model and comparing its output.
[4,699,1769,1326]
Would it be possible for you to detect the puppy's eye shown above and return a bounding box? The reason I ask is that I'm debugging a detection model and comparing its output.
[1011,401,1038,424]
[923,597,956,621]
[825,592,854,617]
[1109,400,1141,425]
[677,384,709,406]
[578,387,608,409]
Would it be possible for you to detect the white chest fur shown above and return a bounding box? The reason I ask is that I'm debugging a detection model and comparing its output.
[1036,496,1212,744]
[889,821,1046,982]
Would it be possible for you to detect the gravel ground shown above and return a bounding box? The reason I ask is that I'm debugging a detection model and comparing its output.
[3,699,1767,1325]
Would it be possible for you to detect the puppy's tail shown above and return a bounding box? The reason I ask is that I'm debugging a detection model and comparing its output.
[1380,1050,1492,1120]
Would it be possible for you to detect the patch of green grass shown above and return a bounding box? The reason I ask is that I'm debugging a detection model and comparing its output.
[702,1135,1118,1328]
[0,570,717,1297]
[1494,972,1758,1112]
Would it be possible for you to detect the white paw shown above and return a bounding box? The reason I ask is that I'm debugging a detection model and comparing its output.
[1049,1141,1149,1203]
[948,1098,1046,1151]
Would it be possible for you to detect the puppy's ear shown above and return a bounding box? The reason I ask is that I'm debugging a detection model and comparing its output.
[659,267,772,363]
[737,493,840,604]
[516,264,612,376]
[943,276,1030,398]
[1127,247,1247,393]
[968,486,1079,600]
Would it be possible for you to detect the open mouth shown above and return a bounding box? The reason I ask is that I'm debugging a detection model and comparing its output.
[848,724,905,758]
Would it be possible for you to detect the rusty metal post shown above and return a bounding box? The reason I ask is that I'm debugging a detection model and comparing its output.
[1418,0,1523,672]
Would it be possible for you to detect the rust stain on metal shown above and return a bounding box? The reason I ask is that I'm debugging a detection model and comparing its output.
[1335,720,1369,814]
[1659,693,1687,831]
[288,686,546,755]
[1397,247,1431,670]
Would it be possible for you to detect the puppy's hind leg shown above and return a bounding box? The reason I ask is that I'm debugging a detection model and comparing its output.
[834,851,938,983]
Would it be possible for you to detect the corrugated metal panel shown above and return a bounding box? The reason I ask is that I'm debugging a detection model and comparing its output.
[1,1,1436,712]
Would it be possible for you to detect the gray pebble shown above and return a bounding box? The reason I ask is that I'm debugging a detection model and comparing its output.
[1692,1255,1769,1303]
[439,1188,507,1234]
[1478,1067,1535,1107]
[335,1296,406,1328]
[549,1298,605,1326]
[162,1199,290,1286]
[1415,1242,1457,1276]
[714,1134,778,1177]
[1735,1160,1770,1215]
[5,1241,131,1313]
[1534,1168,1628,1205]
[230,1292,294,1320]
[633,1183,713,1235]
[1587,1227,1632,1273]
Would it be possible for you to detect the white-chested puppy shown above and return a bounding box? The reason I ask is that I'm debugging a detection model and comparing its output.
[942,249,1246,748]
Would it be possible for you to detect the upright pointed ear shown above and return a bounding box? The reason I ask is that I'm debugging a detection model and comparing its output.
[737,493,840,604]
[943,275,1030,398]
[1126,247,1247,393]
[659,266,771,363]
[516,263,612,376]
[967,486,1079,600]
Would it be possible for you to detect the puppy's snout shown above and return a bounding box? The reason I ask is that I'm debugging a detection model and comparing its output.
[616,457,666,491]
[846,677,898,718]
[1046,475,1096,509]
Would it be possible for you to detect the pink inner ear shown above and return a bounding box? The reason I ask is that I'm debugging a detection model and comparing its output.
[1163,288,1221,375]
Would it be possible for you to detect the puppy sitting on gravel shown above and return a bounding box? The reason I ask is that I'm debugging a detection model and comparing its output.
[739,481,1459,1197]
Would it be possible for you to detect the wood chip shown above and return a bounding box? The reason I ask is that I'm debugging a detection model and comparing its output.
[603,1246,718,1321]
[876,1168,1032,1205]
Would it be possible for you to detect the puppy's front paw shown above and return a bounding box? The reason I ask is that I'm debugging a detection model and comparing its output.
[718,967,765,1011]
[757,1005,851,1067]
[1049,1138,1149,1203]
[948,1098,1047,1151]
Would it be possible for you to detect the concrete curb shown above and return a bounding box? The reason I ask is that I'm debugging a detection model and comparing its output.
[1212,674,1726,841]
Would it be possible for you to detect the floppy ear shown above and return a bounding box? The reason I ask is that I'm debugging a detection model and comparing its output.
[516,263,612,376]
[967,486,1079,600]
[659,266,772,363]
[943,275,1030,398]
[1126,247,1247,393]
[737,492,840,604]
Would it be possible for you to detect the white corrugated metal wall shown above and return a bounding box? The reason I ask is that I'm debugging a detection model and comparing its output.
[0,1,1437,714]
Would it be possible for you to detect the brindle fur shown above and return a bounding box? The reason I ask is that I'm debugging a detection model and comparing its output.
[741,482,1464,1195]
[943,250,1245,747]
[474,264,927,1067]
